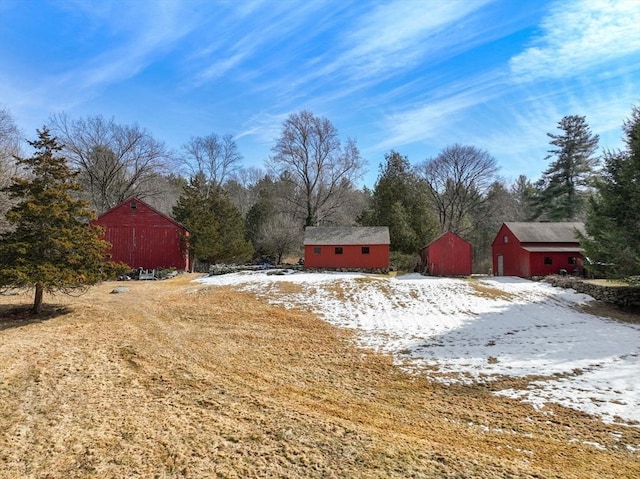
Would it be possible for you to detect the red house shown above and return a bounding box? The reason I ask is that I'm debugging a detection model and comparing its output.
[303,227,390,270]
[492,222,585,278]
[93,197,189,271]
[420,231,472,276]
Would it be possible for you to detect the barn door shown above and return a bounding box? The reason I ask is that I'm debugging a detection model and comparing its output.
[497,255,504,276]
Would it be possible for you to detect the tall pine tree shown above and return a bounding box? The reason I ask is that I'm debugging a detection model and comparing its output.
[533,115,599,220]
[0,128,110,314]
[580,106,640,278]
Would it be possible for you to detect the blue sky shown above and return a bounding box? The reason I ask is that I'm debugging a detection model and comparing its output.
[1,0,639,188]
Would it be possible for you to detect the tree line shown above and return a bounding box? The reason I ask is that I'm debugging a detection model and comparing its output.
[0,104,638,312]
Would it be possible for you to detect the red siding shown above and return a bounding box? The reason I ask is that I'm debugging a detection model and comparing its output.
[491,224,583,277]
[421,231,472,276]
[492,224,529,276]
[527,251,583,277]
[304,244,389,269]
[93,198,189,270]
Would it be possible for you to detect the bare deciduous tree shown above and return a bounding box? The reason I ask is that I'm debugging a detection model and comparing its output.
[182,133,242,197]
[418,144,498,235]
[49,113,172,214]
[255,213,302,265]
[269,110,364,227]
[0,107,23,232]
[225,166,265,217]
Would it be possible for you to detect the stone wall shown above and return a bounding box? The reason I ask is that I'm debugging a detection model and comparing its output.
[544,276,640,307]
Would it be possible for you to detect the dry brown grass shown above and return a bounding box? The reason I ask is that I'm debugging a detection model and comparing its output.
[465,278,517,301]
[1,275,639,478]
[578,302,640,324]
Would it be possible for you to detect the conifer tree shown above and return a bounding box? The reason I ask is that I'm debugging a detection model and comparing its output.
[533,115,599,220]
[173,173,253,270]
[0,128,111,314]
[580,106,640,278]
[358,151,438,254]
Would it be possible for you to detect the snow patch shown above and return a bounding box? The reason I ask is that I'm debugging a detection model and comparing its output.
[196,271,640,426]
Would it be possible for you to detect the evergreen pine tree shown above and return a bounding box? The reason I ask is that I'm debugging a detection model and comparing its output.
[533,115,599,220]
[580,106,640,278]
[0,128,111,314]
[359,151,438,254]
[173,173,253,270]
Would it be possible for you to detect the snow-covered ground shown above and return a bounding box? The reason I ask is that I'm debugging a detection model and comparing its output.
[195,271,640,427]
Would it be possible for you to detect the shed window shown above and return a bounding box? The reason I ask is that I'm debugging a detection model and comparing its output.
[503,235,508,244]
[568,256,577,265]
[313,247,321,255]
[361,246,370,255]
[130,201,137,210]
[335,247,343,255]
[544,256,552,265]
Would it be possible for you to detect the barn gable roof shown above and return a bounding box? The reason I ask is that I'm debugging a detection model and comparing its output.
[421,230,471,250]
[96,197,189,232]
[303,226,390,245]
[503,222,585,243]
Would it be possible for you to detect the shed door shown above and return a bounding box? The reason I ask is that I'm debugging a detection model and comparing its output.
[497,255,504,276]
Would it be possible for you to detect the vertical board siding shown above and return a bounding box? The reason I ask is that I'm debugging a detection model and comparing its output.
[492,224,525,276]
[93,198,188,270]
[420,231,472,276]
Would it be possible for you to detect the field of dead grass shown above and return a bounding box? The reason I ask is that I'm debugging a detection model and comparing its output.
[1,274,638,478]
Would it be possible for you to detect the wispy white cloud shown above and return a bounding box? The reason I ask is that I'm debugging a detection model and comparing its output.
[289,0,495,98]
[235,111,290,145]
[509,0,640,82]
[453,76,640,181]
[187,1,337,87]
[338,0,493,78]
[7,1,201,115]
[373,70,507,151]
[72,3,197,91]
[1,6,199,134]
[228,0,503,120]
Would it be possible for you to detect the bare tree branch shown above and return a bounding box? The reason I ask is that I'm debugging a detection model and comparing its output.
[0,107,24,233]
[269,110,364,227]
[417,144,498,234]
[181,133,242,197]
[49,113,173,214]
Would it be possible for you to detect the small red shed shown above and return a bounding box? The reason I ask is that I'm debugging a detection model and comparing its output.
[492,222,585,278]
[420,231,472,276]
[93,197,189,271]
[303,226,390,270]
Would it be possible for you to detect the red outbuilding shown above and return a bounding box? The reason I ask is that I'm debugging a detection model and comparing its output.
[93,197,189,271]
[303,226,390,270]
[491,222,585,278]
[420,231,472,276]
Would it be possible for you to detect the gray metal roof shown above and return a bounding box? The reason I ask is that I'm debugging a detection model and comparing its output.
[303,226,390,245]
[504,222,585,243]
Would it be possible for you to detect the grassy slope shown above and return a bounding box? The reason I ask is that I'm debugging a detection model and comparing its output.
[0,274,638,478]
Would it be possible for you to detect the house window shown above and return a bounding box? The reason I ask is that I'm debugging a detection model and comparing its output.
[568,256,577,265]
[335,247,343,255]
[503,235,508,244]
[544,257,552,265]
[313,247,321,255]
[361,246,370,254]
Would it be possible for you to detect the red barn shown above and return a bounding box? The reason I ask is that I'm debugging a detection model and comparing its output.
[492,222,585,278]
[93,197,189,271]
[303,226,390,270]
[420,231,472,276]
